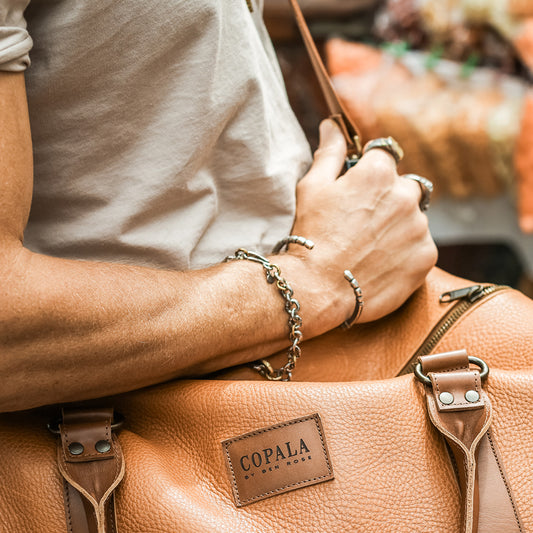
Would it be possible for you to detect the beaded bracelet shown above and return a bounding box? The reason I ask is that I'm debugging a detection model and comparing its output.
[342,270,364,328]
[272,235,315,254]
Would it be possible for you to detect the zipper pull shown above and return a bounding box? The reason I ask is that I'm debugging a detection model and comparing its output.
[440,285,485,304]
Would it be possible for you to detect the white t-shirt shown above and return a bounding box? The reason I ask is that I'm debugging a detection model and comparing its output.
[0,0,312,269]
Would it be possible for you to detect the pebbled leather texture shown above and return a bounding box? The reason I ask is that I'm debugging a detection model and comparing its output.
[477,431,523,532]
[216,267,533,381]
[485,371,533,530]
[1,370,532,532]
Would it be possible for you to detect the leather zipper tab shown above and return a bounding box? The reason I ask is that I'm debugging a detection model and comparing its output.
[440,285,485,304]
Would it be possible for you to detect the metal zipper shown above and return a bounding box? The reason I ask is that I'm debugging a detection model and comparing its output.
[396,283,511,376]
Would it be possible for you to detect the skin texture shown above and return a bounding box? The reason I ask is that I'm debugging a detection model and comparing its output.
[0,73,437,412]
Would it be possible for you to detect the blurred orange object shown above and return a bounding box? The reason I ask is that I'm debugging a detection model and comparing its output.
[328,41,484,193]
[509,0,533,17]
[325,39,528,218]
[514,93,533,233]
[327,38,383,76]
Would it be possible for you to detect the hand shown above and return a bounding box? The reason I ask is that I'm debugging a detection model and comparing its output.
[289,119,438,327]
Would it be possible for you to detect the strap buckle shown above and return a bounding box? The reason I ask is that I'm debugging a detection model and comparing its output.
[414,355,489,385]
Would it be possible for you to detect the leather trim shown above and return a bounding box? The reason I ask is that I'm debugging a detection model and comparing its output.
[63,481,118,533]
[420,349,469,374]
[286,0,362,155]
[430,370,485,412]
[63,480,92,533]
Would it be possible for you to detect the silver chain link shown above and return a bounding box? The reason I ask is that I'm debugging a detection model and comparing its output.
[224,249,303,381]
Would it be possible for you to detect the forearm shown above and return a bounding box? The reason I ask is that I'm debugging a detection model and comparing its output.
[0,245,347,412]
[0,73,349,412]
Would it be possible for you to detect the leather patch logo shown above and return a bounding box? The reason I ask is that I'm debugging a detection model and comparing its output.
[222,413,334,507]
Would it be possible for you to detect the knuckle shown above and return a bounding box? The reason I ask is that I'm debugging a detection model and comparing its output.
[419,240,439,270]
[393,185,418,214]
[413,212,430,236]
[361,150,397,177]
[370,159,396,183]
[347,151,398,186]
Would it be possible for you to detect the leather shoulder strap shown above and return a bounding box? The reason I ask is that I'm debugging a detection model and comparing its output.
[286,0,363,158]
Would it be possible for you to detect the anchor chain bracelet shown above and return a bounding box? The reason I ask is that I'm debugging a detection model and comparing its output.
[224,248,303,381]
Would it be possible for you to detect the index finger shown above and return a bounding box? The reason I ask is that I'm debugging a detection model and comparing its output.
[345,146,399,186]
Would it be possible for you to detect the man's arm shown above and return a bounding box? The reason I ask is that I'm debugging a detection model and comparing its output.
[0,73,437,412]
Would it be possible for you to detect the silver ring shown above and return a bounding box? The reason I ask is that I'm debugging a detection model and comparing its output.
[402,174,433,211]
[362,137,404,164]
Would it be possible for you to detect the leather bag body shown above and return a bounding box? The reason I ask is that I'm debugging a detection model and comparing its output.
[0,367,532,533]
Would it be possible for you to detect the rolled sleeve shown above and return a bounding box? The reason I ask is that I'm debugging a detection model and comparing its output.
[0,1,32,71]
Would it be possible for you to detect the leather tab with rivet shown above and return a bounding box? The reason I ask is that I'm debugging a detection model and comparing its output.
[57,408,125,533]
[429,370,485,412]
[60,409,116,464]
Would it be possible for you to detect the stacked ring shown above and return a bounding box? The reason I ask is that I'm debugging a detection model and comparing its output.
[402,174,434,211]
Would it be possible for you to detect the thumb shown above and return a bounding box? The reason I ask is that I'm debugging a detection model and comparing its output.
[305,119,347,183]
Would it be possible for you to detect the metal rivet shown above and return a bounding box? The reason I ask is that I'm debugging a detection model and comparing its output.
[95,440,111,454]
[465,390,480,403]
[439,392,455,405]
[68,442,84,455]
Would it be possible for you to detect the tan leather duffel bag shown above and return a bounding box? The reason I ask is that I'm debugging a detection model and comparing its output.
[1,3,532,532]
[0,349,532,532]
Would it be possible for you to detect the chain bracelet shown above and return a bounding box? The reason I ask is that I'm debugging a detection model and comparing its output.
[224,248,303,381]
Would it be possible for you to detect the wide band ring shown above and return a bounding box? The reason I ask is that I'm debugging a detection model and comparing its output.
[402,174,434,211]
[362,137,404,164]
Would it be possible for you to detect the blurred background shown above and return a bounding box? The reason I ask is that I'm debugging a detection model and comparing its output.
[264,0,533,297]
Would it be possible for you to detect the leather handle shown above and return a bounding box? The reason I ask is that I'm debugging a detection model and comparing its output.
[286,0,363,158]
